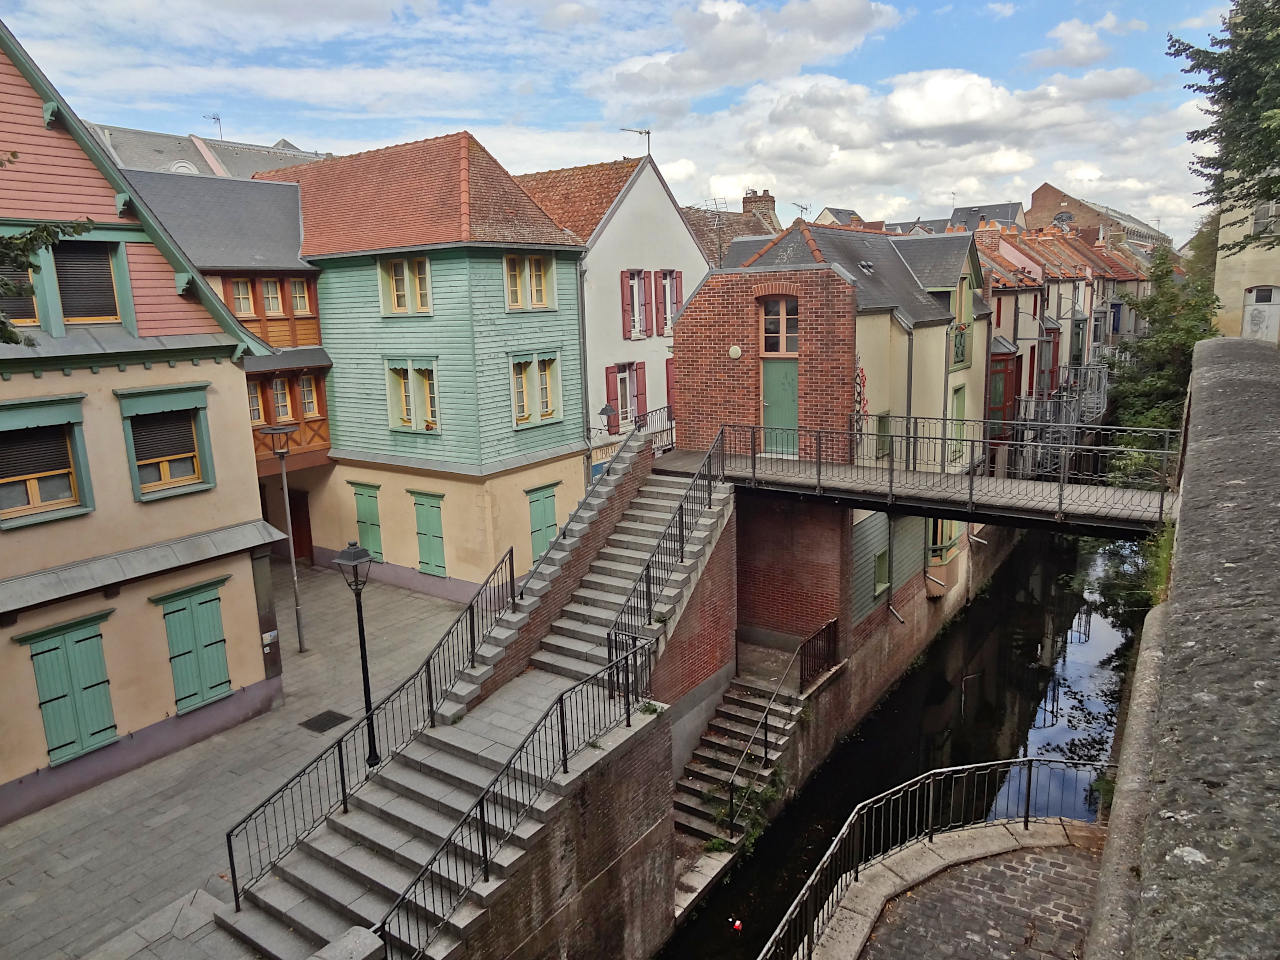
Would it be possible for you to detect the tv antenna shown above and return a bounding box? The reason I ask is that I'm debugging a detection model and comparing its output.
[793,201,811,220]
[203,113,223,140]
[620,127,651,155]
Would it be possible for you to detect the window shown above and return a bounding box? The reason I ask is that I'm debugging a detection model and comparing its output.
[527,483,559,562]
[0,424,79,519]
[949,385,966,463]
[874,549,890,597]
[762,297,799,354]
[152,579,232,714]
[1252,201,1280,236]
[951,323,970,368]
[512,352,561,427]
[299,375,318,417]
[389,260,408,312]
[538,357,554,417]
[247,382,264,424]
[529,256,547,307]
[0,263,37,325]
[411,491,446,577]
[413,258,431,312]
[506,255,523,308]
[655,269,682,335]
[231,279,253,316]
[512,360,531,423]
[386,359,439,431]
[1255,287,1274,304]
[270,378,293,422]
[291,279,311,315]
[617,364,632,424]
[626,270,645,338]
[116,383,215,502]
[262,279,283,315]
[603,361,645,434]
[18,611,117,765]
[350,482,382,560]
[875,413,891,459]
[930,517,960,563]
[54,241,117,322]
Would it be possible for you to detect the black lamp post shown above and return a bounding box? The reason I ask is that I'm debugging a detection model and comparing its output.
[334,540,379,767]
[259,424,304,653]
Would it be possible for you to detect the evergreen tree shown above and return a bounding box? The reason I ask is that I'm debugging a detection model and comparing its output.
[1182,211,1220,288]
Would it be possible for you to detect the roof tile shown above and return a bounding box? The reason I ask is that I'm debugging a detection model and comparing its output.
[515,158,643,243]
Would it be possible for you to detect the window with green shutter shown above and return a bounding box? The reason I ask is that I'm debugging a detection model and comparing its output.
[151,578,233,714]
[527,483,560,562]
[350,482,383,561]
[411,491,446,577]
[17,610,118,765]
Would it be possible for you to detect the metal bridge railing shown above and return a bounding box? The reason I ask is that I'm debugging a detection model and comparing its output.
[754,757,1113,960]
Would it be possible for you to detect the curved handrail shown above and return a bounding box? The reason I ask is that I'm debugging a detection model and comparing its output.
[753,756,1115,960]
[724,618,837,836]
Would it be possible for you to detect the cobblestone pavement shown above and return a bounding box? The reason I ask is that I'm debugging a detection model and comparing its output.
[860,840,1104,960]
[0,562,463,960]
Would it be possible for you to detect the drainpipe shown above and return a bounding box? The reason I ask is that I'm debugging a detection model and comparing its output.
[576,258,591,489]
[904,316,915,423]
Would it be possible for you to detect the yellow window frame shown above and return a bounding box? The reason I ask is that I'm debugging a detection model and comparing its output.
[231,279,254,316]
[299,375,318,417]
[505,255,523,308]
[262,279,284,316]
[136,420,201,493]
[290,279,311,315]
[247,381,264,424]
[58,244,122,324]
[420,368,437,429]
[529,256,546,307]
[4,265,39,326]
[537,357,554,417]
[0,429,78,519]
[413,258,431,312]
[388,260,408,312]
[389,366,412,425]
[271,377,293,422]
[512,361,531,422]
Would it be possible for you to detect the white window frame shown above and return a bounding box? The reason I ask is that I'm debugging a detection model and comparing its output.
[628,271,644,339]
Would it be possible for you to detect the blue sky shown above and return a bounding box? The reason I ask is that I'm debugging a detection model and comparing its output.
[3,0,1231,242]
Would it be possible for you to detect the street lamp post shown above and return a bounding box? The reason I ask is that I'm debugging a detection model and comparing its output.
[334,541,379,767]
[260,424,305,653]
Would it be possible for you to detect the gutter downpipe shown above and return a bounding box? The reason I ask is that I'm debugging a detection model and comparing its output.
[577,258,592,489]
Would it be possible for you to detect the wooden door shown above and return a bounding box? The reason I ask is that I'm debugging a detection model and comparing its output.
[762,358,799,455]
[289,489,313,563]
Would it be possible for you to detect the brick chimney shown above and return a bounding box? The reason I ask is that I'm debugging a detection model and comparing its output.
[742,187,779,229]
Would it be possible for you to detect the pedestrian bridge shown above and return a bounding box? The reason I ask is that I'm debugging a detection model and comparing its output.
[658,417,1178,535]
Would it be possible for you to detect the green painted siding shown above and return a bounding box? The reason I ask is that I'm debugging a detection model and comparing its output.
[161,587,232,714]
[350,482,383,560]
[892,515,927,588]
[26,618,117,765]
[527,484,559,561]
[412,492,446,576]
[850,512,889,622]
[316,248,582,471]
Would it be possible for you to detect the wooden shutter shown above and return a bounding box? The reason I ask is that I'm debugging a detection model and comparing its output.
[655,273,667,336]
[29,641,80,763]
[193,593,231,701]
[353,485,383,560]
[164,590,230,713]
[604,366,620,434]
[620,271,631,338]
[414,494,446,576]
[634,361,648,417]
[53,241,117,319]
[666,357,676,419]
[30,625,116,764]
[674,271,684,312]
[131,411,195,462]
[0,425,70,482]
[164,604,203,712]
[643,271,655,337]
[0,263,36,320]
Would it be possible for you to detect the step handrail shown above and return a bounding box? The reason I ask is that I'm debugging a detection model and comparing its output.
[223,546,517,911]
[376,633,659,957]
[725,618,837,836]
[753,756,1115,960]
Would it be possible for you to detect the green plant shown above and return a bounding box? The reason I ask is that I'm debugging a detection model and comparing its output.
[588,739,602,749]
[704,837,732,853]
[1144,521,1176,604]
[639,702,663,715]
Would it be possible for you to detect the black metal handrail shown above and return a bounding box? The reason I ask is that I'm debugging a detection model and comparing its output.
[604,427,726,656]
[376,634,658,957]
[754,757,1114,960]
[224,546,517,910]
[725,618,837,837]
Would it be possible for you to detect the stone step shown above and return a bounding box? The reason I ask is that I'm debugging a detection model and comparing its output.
[699,730,782,766]
[596,544,653,566]
[214,901,315,960]
[708,713,793,743]
[721,688,803,720]
[683,761,770,793]
[639,480,690,500]
[673,809,735,844]
[418,724,515,773]
[398,739,537,802]
[558,601,619,627]
[550,616,612,645]
[568,587,627,611]
[580,571,637,597]
[530,649,598,682]
[540,632,610,665]
[730,678,807,708]
[272,848,393,928]
[606,530,662,552]
[714,702,796,737]
[613,518,672,539]
[691,744,773,777]
[626,496,681,518]
[589,557,645,580]
[244,874,349,947]
[672,787,727,823]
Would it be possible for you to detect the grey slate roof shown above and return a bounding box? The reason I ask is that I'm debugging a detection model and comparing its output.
[972,290,992,318]
[886,217,950,235]
[0,520,285,615]
[950,202,1023,231]
[90,123,325,178]
[125,170,312,272]
[0,326,239,362]
[723,235,777,268]
[888,233,975,289]
[991,335,1017,354]
[242,346,331,373]
[809,228,953,327]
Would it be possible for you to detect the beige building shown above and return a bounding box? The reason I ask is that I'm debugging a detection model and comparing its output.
[0,25,281,823]
[1214,204,1280,340]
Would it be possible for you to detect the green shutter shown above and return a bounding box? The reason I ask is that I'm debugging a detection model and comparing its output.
[351,483,383,561]
[164,604,202,712]
[162,587,232,714]
[194,593,231,699]
[30,641,80,764]
[412,492,446,577]
[28,621,117,765]
[527,485,559,561]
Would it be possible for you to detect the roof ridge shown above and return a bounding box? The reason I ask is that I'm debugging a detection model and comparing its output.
[798,221,825,263]
[254,130,467,182]
[740,223,794,268]
[514,156,643,180]
[458,132,471,242]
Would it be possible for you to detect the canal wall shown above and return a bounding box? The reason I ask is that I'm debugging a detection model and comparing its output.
[1087,338,1280,960]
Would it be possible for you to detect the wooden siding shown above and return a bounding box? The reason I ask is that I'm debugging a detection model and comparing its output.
[0,51,130,223]
[212,274,320,348]
[126,244,222,337]
[850,512,889,623]
[891,514,927,588]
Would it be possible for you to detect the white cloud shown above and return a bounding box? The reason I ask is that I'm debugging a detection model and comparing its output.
[985,3,1015,19]
[1029,11,1147,68]
[1178,7,1228,29]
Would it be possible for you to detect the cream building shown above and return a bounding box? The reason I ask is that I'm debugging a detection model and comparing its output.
[1214,204,1280,340]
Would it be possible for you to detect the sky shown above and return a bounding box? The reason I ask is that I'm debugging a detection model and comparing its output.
[3,0,1232,244]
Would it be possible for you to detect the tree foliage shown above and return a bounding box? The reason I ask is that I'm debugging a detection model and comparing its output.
[1111,246,1219,432]
[1169,0,1280,254]
[0,150,91,345]
[1182,211,1220,288]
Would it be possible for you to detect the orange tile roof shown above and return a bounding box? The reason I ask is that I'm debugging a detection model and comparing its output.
[254,131,576,257]
[514,157,643,244]
[979,248,1039,288]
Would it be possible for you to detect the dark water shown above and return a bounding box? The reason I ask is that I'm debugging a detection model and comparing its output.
[656,531,1136,960]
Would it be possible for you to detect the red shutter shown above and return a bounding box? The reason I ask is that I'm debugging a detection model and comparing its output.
[634,361,647,417]
[995,297,1002,329]
[673,271,684,312]
[666,357,675,418]
[655,272,667,336]
[643,271,655,337]
[620,271,632,339]
[605,366,620,434]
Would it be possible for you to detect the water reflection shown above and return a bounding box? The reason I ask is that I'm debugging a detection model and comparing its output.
[657,532,1141,960]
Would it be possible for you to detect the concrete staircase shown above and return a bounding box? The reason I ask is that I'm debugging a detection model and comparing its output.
[216,459,734,960]
[672,679,804,846]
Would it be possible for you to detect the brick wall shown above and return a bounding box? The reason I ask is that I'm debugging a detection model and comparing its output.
[673,267,857,451]
[736,492,842,639]
[477,440,655,701]
[652,511,737,704]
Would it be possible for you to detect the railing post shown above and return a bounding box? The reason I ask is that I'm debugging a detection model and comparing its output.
[508,548,516,609]
[644,564,654,620]
[478,795,491,883]
[888,428,895,503]
[227,834,241,912]
[468,603,477,668]
[426,659,436,728]
[338,744,349,815]
[927,775,935,842]
[967,438,976,510]
[1057,442,1068,517]
[912,417,919,470]
[558,695,570,775]
[1023,757,1034,830]
[678,505,686,563]
[623,656,632,728]
[1159,430,1171,521]
[751,425,758,484]
[853,815,862,882]
[815,430,823,495]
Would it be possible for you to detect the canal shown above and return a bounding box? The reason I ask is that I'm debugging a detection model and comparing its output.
[657,531,1139,959]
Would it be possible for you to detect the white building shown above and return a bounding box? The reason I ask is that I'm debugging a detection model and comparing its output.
[517,157,708,450]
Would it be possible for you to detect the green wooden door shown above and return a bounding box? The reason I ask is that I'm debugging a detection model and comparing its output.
[29,623,117,765]
[413,493,446,576]
[163,587,231,714]
[528,485,559,562]
[762,359,799,455]
[351,483,383,560]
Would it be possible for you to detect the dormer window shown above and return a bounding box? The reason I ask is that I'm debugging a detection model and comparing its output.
[54,242,117,322]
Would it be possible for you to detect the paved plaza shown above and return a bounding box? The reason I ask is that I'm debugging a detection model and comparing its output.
[0,562,463,960]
